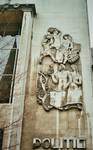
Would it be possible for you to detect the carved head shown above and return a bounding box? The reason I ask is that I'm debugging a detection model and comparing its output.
[47,27,61,36]
[47,65,54,75]
[42,34,55,49]
[63,34,72,41]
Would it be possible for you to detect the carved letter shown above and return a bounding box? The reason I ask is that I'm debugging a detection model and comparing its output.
[33,138,41,149]
[77,138,86,149]
[42,138,51,149]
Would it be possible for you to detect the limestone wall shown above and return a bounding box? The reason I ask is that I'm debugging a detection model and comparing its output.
[20,0,93,150]
[0,105,12,149]
[0,0,93,150]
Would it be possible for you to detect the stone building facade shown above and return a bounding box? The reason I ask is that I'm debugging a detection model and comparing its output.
[0,0,93,150]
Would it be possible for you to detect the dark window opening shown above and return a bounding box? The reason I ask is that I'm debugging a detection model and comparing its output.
[0,10,23,36]
[0,10,23,103]
[0,129,3,150]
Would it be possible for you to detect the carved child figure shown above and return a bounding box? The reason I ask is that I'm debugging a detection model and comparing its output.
[40,27,64,64]
[61,34,73,64]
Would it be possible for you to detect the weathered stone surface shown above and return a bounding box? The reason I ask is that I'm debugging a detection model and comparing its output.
[0,0,92,150]
[21,1,93,150]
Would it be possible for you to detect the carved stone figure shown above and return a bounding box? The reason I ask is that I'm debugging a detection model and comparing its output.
[41,34,54,51]
[67,65,82,105]
[47,27,62,49]
[71,65,82,86]
[50,64,72,108]
[40,28,81,65]
[37,27,83,111]
[62,34,73,50]
[67,83,82,103]
[40,27,63,64]
[51,64,71,91]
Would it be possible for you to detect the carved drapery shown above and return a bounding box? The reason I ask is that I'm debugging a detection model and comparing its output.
[37,27,83,111]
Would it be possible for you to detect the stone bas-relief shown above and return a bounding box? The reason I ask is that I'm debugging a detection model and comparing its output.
[37,27,83,111]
